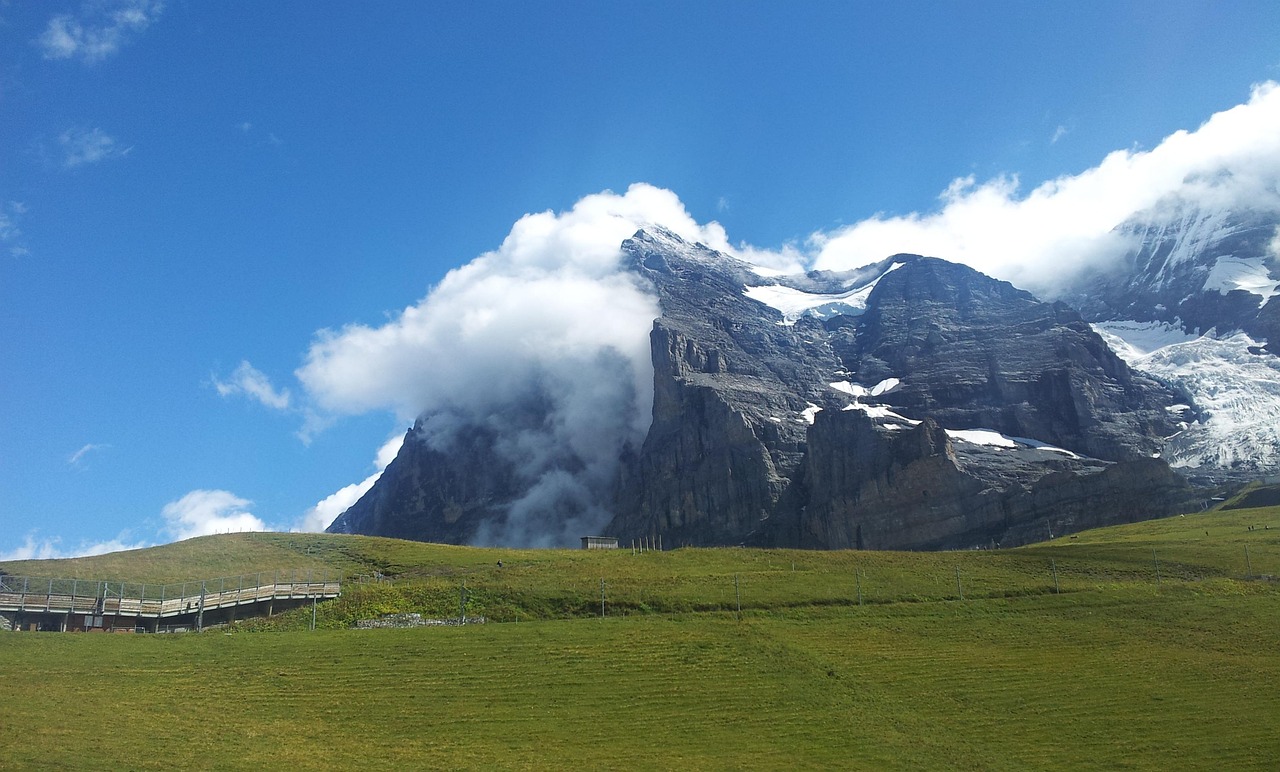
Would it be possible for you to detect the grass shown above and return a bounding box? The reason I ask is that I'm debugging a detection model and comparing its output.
[2,506,1279,769]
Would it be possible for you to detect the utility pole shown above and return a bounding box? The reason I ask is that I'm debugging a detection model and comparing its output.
[856,569,863,606]
[1245,545,1254,578]
[1153,549,1161,587]
[600,579,606,618]
[955,568,964,601]
[1051,559,1060,594]
[459,580,468,623]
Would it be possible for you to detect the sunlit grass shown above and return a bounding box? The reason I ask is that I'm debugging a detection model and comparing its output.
[2,506,1278,768]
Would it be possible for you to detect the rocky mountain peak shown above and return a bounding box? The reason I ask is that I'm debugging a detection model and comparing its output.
[332,227,1197,550]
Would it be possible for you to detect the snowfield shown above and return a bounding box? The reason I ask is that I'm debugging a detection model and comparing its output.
[1203,256,1280,303]
[1094,321,1280,472]
[743,263,904,324]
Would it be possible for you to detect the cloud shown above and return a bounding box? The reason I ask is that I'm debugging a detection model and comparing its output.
[1051,125,1069,144]
[59,127,131,168]
[297,183,730,546]
[160,490,267,540]
[1,202,30,257]
[68,443,110,467]
[38,0,164,64]
[0,532,149,561]
[809,81,1280,295]
[294,433,405,533]
[213,361,292,410]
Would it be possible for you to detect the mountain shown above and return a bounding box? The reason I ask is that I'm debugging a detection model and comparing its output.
[1061,201,1280,482]
[332,227,1195,549]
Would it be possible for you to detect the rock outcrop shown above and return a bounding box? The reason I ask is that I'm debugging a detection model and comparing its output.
[764,410,1189,550]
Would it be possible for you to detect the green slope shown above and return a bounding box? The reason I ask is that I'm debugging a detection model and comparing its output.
[2,507,1278,769]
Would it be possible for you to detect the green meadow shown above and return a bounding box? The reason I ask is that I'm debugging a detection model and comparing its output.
[2,505,1278,769]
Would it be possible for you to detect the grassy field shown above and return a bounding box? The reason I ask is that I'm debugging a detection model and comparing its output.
[2,506,1279,769]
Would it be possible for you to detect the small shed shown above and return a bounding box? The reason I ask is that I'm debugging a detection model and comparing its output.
[580,536,619,550]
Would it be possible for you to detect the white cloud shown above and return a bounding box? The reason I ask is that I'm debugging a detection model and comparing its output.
[38,0,164,64]
[294,434,405,533]
[1051,125,1069,144]
[0,210,18,241]
[160,490,267,541]
[1,202,29,257]
[0,532,149,561]
[298,183,727,418]
[296,183,730,545]
[59,127,131,168]
[68,443,110,466]
[213,361,292,410]
[809,81,1280,295]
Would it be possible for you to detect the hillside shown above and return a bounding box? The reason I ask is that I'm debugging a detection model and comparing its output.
[4,504,1279,625]
[1,507,1278,769]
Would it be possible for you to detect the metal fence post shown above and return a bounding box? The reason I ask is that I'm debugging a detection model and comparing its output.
[734,573,741,620]
[197,582,206,632]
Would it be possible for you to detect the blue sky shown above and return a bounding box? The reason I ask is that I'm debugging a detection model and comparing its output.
[3,1,1280,557]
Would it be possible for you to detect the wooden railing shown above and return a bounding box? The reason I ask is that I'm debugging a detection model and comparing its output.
[0,570,341,619]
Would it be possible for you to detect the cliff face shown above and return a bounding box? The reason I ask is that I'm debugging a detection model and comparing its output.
[837,256,1179,462]
[767,410,1189,551]
[328,423,519,544]
[607,229,837,545]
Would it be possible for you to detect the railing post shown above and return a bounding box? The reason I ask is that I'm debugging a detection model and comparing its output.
[197,582,206,633]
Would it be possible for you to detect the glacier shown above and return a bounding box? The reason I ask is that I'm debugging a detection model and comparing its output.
[1094,321,1280,474]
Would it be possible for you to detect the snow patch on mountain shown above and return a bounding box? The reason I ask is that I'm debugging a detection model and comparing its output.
[829,377,901,398]
[1095,323,1280,472]
[946,429,1079,457]
[1092,320,1198,358]
[835,379,1079,456]
[1203,256,1280,303]
[743,262,904,324]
